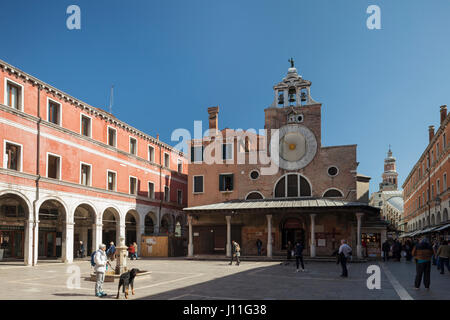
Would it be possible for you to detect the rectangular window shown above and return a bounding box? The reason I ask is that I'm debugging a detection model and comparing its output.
[129,137,137,155]
[177,190,182,205]
[177,160,182,173]
[219,174,234,191]
[437,143,440,158]
[129,177,137,195]
[6,81,22,110]
[80,163,91,186]
[107,171,116,191]
[148,145,155,162]
[444,173,447,191]
[222,143,233,160]
[437,179,440,195]
[4,142,21,171]
[193,176,204,193]
[431,184,434,199]
[148,182,155,199]
[164,153,170,168]
[47,154,61,179]
[81,115,91,137]
[108,127,116,147]
[48,100,61,125]
[444,133,447,149]
[190,146,204,163]
[164,186,170,202]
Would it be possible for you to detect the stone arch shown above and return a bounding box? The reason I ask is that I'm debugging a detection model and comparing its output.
[245,191,264,200]
[73,203,97,257]
[436,212,441,224]
[102,207,121,248]
[431,214,435,226]
[322,188,344,198]
[125,209,139,247]
[0,191,31,263]
[37,198,68,261]
[160,213,174,235]
[144,211,157,235]
[175,214,186,237]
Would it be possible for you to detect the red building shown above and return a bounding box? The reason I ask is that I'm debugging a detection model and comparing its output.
[0,59,187,265]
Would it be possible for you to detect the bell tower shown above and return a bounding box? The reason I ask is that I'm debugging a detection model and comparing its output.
[380,146,398,191]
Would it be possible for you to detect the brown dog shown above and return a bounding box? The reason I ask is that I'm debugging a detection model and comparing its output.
[116,268,139,299]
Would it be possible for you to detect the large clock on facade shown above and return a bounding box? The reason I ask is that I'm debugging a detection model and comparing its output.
[277,124,317,170]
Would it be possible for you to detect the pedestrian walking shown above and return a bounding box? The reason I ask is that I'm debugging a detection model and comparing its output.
[338,239,352,278]
[133,242,138,260]
[393,240,401,262]
[412,237,433,290]
[294,241,305,272]
[404,240,413,262]
[436,240,450,274]
[229,240,240,266]
[432,240,440,266]
[94,243,108,297]
[382,240,390,262]
[79,241,85,258]
[256,239,262,256]
[128,243,135,260]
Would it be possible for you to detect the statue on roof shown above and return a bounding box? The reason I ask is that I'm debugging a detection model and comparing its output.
[288,57,294,68]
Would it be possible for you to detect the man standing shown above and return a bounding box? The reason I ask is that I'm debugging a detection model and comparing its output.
[229,240,240,266]
[382,240,390,262]
[107,241,116,261]
[133,242,139,260]
[94,244,108,297]
[294,241,305,272]
[436,240,450,274]
[79,241,85,258]
[256,239,262,256]
[412,237,433,290]
[338,239,352,278]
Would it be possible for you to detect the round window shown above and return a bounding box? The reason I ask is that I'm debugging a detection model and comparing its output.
[328,166,338,176]
[250,170,260,180]
[297,115,303,122]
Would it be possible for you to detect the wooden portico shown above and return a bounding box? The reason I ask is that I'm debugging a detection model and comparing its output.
[184,198,387,259]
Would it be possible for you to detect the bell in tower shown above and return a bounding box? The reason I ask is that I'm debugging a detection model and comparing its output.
[288,87,296,105]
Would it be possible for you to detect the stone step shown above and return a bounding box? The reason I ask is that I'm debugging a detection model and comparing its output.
[185,255,369,263]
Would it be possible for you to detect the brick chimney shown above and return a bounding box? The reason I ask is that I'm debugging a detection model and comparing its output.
[208,106,219,132]
[428,125,435,142]
[440,105,447,125]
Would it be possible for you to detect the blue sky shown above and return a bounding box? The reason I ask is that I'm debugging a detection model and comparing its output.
[1,0,449,194]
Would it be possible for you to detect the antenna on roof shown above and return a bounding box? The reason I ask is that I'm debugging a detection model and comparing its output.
[109,85,114,114]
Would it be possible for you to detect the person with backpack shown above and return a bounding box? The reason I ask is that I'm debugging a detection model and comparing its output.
[338,239,352,278]
[294,241,305,272]
[229,240,240,266]
[93,244,108,297]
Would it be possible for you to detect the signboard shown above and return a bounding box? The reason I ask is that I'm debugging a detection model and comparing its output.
[317,239,326,247]
[194,232,199,237]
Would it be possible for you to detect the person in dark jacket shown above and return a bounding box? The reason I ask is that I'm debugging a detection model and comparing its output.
[382,240,390,262]
[404,240,413,262]
[256,239,262,256]
[294,241,305,272]
[393,240,402,262]
[412,237,433,290]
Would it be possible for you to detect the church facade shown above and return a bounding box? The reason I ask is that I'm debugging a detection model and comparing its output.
[184,63,387,259]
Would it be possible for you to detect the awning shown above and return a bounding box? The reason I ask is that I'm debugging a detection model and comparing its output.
[421,226,440,234]
[434,223,450,232]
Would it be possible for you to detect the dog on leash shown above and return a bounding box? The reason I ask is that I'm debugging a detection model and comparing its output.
[116,268,139,299]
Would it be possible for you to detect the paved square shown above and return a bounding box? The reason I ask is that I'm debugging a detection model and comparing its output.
[0,258,449,300]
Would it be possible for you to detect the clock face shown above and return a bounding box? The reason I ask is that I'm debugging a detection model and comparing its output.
[276,124,317,170]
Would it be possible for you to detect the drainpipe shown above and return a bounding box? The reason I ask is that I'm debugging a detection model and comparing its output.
[427,151,431,230]
[32,84,42,266]
[158,137,163,236]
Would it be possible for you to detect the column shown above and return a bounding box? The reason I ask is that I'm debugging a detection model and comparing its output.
[283,90,288,107]
[24,219,37,266]
[356,213,364,259]
[137,221,145,256]
[118,224,126,247]
[81,227,88,254]
[266,215,272,258]
[63,222,75,263]
[92,223,103,253]
[188,215,194,257]
[310,214,316,257]
[226,216,231,257]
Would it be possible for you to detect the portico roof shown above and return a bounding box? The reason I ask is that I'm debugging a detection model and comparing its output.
[184,198,380,214]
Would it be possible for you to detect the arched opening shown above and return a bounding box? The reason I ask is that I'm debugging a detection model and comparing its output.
[274,174,311,198]
[436,212,441,224]
[175,215,185,238]
[280,218,305,250]
[102,208,119,248]
[443,208,449,222]
[73,204,96,258]
[323,189,343,198]
[246,192,264,200]
[419,220,422,229]
[125,210,138,247]
[431,214,435,226]
[160,214,172,235]
[38,199,66,260]
[0,193,29,260]
[422,218,426,228]
[144,213,155,235]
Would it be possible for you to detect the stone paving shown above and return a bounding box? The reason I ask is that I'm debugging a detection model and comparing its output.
[0,258,448,300]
